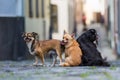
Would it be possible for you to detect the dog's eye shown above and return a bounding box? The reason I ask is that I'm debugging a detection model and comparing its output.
[28,36,32,37]
[66,38,68,40]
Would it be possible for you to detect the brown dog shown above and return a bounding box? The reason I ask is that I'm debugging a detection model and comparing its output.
[60,31,82,67]
[22,32,63,66]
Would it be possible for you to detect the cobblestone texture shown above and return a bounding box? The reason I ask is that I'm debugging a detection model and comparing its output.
[0,60,120,80]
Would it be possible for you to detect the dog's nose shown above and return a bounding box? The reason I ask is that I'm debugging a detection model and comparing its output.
[24,37,30,40]
[96,34,99,39]
[61,40,65,45]
[24,37,27,39]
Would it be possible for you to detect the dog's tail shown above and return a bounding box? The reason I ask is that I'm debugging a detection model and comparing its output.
[48,50,57,59]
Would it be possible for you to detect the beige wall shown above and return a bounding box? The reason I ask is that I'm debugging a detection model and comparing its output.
[24,0,50,40]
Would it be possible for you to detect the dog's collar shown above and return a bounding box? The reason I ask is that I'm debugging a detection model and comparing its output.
[31,40,35,52]
[31,40,39,52]
[65,41,79,49]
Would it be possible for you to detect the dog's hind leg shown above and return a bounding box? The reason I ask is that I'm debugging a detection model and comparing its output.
[56,50,62,64]
[51,55,57,67]
[33,56,39,66]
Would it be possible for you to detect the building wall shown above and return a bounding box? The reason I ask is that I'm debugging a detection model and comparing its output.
[51,0,69,40]
[115,0,120,55]
[24,0,50,40]
[107,0,115,49]
[83,0,105,24]
[68,0,75,34]
[0,0,25,60]
[0,0,23,17]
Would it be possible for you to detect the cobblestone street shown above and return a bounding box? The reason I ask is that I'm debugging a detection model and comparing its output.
[0,60,120,80]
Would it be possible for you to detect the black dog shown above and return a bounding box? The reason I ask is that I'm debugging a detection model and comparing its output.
[77,29,110,66]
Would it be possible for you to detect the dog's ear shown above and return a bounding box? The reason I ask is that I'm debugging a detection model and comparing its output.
[71,33,75,38]
[64,30,67,34]
[32,32,39,40]
[32,32,38,36]
[90,29,96,34]
[22,32,26,37]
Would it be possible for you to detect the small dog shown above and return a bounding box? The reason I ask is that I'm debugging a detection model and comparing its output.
[22,32,63,66]
[60,31,82,67]
[77,29,110,66]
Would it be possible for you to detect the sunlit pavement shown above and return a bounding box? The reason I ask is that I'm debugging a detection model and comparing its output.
[0,60,120,80]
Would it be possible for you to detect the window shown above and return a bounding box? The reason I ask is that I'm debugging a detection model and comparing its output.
[41,0,44,18]
[28,0,45,18]
[28,0,33,17]
[51,5,58,32]
[36,0,39,17]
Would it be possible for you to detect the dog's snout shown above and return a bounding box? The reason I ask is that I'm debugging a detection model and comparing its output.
[24,36,32,42]
[24,37,29,40]
[24,37,27,40]
[96,33,99,39]
[62,39,67,43]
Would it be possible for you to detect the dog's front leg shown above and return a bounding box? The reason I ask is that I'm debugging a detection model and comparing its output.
[39,54,45,66]
[33,56,39,66]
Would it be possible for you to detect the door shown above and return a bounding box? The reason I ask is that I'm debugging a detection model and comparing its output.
[24,0,46,40]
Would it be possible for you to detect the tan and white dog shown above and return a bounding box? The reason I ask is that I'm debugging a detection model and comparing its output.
[22,32,64,67]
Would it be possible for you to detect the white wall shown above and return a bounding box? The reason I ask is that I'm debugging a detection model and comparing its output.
[83,0,105,24]
[51,0,69,40]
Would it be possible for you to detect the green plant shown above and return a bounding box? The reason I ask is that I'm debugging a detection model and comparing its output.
[80,72,90,78]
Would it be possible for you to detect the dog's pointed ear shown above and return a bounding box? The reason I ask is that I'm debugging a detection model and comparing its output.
[64,30,67,34]
[22,32,25,37]
[71,33,75,38]
[32,32,38,36]
[32,32,39,40]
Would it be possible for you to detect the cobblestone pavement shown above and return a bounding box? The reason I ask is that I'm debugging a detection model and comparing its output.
[0,60,120,80]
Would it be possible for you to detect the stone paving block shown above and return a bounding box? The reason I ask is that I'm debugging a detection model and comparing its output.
[0,60,120,80]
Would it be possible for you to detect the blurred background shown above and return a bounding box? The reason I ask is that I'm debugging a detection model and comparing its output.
[0,0,119,61]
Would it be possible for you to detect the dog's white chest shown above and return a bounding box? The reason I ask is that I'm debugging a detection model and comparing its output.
[27,41,35,55]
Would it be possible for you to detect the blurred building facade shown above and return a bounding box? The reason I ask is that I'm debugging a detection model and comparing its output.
[106,0,116,52]
[50,0,69,40]
[0,0,120,60]
[113,0,120,56]
[103,0,120,57]
[0,0,25,60]
[24,0,50,40]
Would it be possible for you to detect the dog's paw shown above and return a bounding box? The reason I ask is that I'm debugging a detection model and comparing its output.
[33,63,38,66]
[59,62,70,67]
[33,63,47,67]
[59,63,64,66]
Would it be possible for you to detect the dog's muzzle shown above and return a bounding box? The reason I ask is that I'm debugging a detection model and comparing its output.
[24,37,32,42]
[95,33,98,45]
[60,40,68,45]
